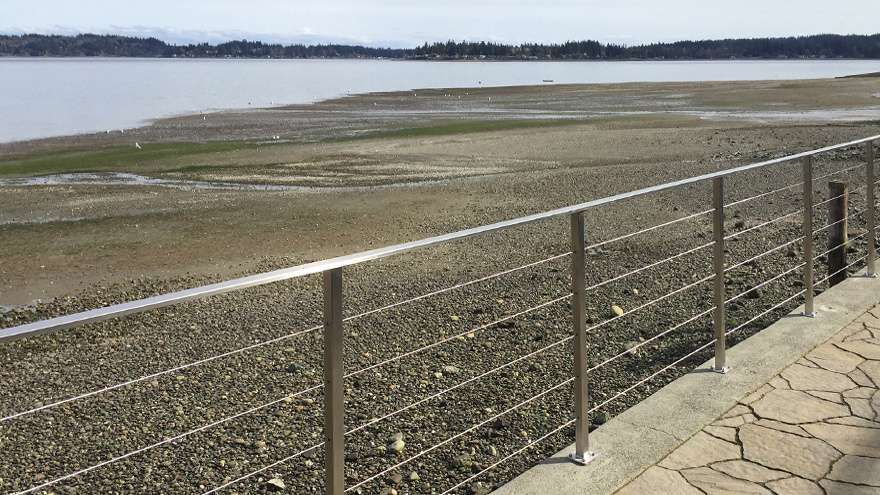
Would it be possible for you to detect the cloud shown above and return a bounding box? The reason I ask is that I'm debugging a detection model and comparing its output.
[0,25,412,48]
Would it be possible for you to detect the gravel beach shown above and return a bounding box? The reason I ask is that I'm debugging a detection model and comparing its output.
[1,77,879,494]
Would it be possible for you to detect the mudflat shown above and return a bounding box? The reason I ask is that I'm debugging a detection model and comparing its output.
[1,77,879,307]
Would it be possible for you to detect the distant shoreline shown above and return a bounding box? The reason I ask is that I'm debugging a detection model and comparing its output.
[3,32,880,60]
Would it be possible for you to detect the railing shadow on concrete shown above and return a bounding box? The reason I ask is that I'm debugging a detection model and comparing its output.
[0,135,878,495]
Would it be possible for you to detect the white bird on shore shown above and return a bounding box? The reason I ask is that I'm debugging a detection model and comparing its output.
[135,142,141,149]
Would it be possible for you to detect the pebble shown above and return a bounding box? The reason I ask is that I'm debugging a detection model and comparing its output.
[409,471,420,481]
[388,439,405,453]
[611,305,624,316]
[266,478,285,491]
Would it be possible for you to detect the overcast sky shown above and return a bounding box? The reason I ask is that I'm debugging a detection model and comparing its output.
[2,0,879,48]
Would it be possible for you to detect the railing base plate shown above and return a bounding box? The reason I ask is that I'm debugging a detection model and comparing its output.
[865,273,878,278]
[568,451,597,466]
[802,311,817,318]
[709,365,730,374]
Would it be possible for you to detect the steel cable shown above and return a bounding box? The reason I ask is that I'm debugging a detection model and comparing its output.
[583,242,714,294]
[587,307,715,374]
[344,294,573,379]
[201,441,326,495]
[726,289,808,336]
[11,383,325,495]
[585,274,715,335]
[812,232,868,261]
[345,377,575,493]
[343,251,572,323]
[725,181,805,209]
[439,418,578,495]
[724,237,805,274]
[723,210,803,241]
[0,323,322,423]
[726,262,806,306]
[588,338,717,414]
[584,209,713,252]
[345,334,574,437]
[814,254,869,287]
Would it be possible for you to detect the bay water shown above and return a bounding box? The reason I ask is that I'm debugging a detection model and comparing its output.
[2,58,879,144]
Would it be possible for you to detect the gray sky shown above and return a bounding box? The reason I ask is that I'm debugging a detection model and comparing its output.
[2,0,879,48]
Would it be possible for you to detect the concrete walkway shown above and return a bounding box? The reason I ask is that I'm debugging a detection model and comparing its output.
[616,307,880,495]
[494,274,880,495]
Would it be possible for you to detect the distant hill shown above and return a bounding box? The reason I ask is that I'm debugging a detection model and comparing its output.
[2,33,879,60]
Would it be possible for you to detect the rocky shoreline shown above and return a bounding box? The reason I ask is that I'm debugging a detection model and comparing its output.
[1,151,875,494]
[2,79,880,494]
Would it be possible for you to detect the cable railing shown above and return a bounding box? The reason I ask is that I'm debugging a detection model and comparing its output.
[0,135,877,495]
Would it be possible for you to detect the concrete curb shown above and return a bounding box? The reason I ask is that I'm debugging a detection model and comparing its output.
[493,272,880,495]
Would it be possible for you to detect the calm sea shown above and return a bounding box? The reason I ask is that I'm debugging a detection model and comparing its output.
[2,58,880,144]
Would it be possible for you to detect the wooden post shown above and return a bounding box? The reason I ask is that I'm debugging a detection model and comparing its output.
[828,181,849,287]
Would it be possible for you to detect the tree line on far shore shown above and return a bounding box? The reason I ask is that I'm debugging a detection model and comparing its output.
[1,33,879,60]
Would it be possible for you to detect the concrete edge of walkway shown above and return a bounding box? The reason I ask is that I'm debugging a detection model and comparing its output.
[493,272,880,495]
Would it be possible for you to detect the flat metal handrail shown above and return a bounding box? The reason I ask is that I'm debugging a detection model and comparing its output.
[4,134,877,344]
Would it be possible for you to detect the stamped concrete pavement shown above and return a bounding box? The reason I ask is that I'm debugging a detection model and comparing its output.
[615,307,880,495]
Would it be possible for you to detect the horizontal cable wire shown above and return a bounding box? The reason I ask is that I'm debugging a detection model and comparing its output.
[2,252,571,423]
[585,274,715,335]
[344,293,573,379]
[12,383,324,495]
[812,162,867,183]
[584,209,713,252]
[346,335,575,437]
[811,191,848,209]
[725,181,805,209]
[0,324,322,423]
[345,377,575,493]
[588,339,717,414]
[343,251,572,323]
[202,441,326,495]
[587,307,716,374]
[809,184,866,212]
[812,232,869,261]
[815,254,869,287]
[440,417,578,495]
[812,208,869,237]
[726,289,808,336]
[723,209,804,241]
[724,237,805,274]
[726,262,807,306]
[851,184,869,194]
[583,242,714,294]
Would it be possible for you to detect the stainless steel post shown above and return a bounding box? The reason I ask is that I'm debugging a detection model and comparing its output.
[711,178,729,373]
[324,268,344,495]
[867,141,876,277]
[803,156,816,317]
[568,212,596,465]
